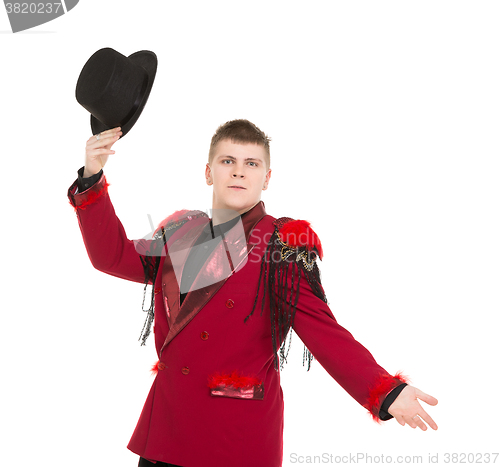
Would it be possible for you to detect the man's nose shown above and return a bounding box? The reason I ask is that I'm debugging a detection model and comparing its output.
[231,170,244,178]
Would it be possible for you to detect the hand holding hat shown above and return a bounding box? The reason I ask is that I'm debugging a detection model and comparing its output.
[83,127,122,177]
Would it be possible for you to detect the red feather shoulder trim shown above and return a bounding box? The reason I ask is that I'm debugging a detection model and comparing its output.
[276,218,323,260]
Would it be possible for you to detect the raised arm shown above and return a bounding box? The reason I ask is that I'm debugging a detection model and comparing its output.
[67,127,153,284]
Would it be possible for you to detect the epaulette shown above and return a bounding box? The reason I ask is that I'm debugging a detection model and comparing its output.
[245,216,327,372]
[153,209,208,238]
[273,217,323,271]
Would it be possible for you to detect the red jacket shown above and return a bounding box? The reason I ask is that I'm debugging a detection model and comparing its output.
[68,172,407,467]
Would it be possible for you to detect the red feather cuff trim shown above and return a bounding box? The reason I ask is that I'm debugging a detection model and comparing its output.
[277,219,323,260]
[69,177,110,211]
[207,371,262,389]
[364,371,410,423]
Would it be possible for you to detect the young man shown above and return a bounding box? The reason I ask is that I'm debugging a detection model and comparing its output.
[68,120,437,467]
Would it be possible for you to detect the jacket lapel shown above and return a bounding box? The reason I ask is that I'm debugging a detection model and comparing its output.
[160,201,267,353]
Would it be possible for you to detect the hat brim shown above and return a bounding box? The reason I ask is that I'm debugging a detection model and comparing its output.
[91,50,158,138]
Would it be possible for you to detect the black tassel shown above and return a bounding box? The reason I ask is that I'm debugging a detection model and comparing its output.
[138,227,167,345]
[138,254,160,345]
[245,226,327,372]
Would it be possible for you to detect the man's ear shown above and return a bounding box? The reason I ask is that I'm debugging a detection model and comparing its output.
[205,163,212,185]
[263,168,272,190]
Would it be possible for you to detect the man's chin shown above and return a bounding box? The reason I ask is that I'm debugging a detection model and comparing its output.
[218,199,258,215]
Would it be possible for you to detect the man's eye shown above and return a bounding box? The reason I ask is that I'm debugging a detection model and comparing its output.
[222,159,233,164]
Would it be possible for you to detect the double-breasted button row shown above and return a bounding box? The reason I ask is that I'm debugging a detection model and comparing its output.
[157,362,189,375]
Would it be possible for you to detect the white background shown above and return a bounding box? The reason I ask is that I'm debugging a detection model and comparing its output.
[1,1,499,466]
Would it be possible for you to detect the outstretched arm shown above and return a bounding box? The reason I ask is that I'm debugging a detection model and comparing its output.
[266,218,438,427]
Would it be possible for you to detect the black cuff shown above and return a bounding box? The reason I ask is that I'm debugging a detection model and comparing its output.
[378,383,408,421]
[77,166,103,193]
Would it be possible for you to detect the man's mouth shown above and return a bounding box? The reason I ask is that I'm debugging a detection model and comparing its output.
[228,186,246,190]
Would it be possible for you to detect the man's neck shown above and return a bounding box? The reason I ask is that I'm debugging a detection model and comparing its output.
[211,201,259,226]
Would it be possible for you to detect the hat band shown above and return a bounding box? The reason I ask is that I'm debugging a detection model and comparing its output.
[120,73,150,128]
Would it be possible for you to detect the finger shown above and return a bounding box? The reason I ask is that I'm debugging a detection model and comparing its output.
[102,137,121,151]
[403,415,418,429]
[87,132,122,149]
[394,415,406,427]
[413,415,428,431]
[89,148,115,158]
[105,126,121,133]
[87,127,122,142]
[414,388,438,406]
[418,407,438,431]
[95,131,122,143]
[98,127,122,137]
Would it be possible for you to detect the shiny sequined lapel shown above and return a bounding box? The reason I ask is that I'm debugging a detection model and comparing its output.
[160,201,267,353]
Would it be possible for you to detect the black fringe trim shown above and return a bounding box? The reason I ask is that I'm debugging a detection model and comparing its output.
[244,227,328,371]
[138,229,166,346]
[137,212,208,345]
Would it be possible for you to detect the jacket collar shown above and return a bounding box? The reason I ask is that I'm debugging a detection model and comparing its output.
[160,200,267,352]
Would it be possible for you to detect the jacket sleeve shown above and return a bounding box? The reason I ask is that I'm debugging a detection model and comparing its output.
[287,260,408,422]
[67,167,154,284]
[76,167,103,193]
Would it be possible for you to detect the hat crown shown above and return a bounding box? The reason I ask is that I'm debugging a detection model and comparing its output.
[76,47,151,129]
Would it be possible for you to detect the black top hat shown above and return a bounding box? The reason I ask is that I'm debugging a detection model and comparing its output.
[75,47,157,138]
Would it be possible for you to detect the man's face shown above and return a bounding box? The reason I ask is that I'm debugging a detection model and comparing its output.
[205,139,271,216]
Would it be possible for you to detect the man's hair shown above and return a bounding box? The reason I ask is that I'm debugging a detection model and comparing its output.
[208,119,271,169]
